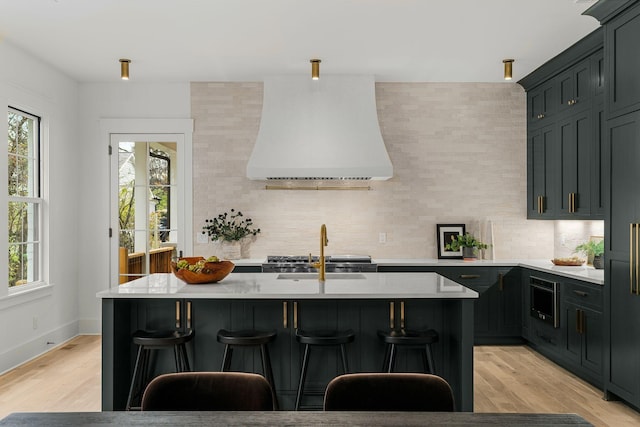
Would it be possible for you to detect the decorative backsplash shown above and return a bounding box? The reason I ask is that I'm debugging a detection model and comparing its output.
[191,82,555,260]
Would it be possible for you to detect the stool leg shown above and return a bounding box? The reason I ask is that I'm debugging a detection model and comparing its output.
[221,345,233,371]
[339,344,349,374]
[387,344,397,373]
[126,345,145,411]
[382,343,391,372]
[177,343,190,372]
[173,345,181,372]
[425,344,435,374]
[260,344,279,411]
[295,344,311,411]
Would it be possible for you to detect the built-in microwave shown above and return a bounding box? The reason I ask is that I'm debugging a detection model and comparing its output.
[529,276,559,328]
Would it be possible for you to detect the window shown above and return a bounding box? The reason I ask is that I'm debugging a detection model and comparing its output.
[7,107,42,288]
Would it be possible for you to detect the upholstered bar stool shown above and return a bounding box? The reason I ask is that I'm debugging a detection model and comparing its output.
[294,329,355,411]
[125,329,194,411]
[216,329,279,410]
[377,328,439,374]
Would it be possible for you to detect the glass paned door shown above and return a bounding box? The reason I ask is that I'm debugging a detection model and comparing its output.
[116,139,179,283]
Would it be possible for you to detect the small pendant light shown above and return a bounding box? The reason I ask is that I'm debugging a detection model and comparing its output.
[503,59,514,80]
[120,59,131,80]
[310,59,321,80]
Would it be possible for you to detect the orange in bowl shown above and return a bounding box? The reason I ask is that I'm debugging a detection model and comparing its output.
[171,257,235,284]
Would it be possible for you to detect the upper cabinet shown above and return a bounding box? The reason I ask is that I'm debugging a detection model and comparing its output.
[519,28,604,220]
[605,2,640,118]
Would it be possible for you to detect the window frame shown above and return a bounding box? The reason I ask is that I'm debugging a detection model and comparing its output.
[1,93,50,303]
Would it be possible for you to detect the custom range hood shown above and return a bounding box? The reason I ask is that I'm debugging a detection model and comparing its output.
[246,75,393,181]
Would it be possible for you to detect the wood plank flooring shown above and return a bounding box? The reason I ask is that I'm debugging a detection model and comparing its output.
[1,336,640,426]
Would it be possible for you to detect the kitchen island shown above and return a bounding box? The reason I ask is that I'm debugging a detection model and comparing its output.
[98,272,477,411]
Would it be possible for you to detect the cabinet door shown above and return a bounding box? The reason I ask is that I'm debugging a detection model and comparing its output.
[189,300,233,371]
[528,81,557,128]
[496,269,522,337]
[557,58,592,114]
[582,306,603,377]
[562,301,583,366]
[558,108,592,217]
[591,103,605,218]
[604,111,640,403]
[528,124,558,218]
[606,2,640,118]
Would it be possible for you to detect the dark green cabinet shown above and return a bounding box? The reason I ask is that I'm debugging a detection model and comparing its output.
[604,110,640,406]
[434,267,521,344]
[558,106,593,218]
[605,1,640,119]
[561,279,604,385]
[522,30,604,220]
[527,125,558,218]
[557,58,593,114]
[528,80,557,128]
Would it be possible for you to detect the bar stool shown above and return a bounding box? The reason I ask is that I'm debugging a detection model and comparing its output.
[216,329,279,410]
[125,329,194,411]
[377,329,439,374]
[295,329,355,411]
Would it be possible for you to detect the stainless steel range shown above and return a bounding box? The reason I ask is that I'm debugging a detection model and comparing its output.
[262,255,377,273]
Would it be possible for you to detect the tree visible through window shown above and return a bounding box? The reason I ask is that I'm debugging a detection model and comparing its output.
[7,107,41,288]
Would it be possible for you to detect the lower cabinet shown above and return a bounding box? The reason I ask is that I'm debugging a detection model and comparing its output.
[435,267,522,345]
[522,269,604,388]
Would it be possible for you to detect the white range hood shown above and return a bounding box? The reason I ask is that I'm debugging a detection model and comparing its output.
[246,75,393,181]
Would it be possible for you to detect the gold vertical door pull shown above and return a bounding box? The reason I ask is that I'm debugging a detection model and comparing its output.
[283,302,288,329]
[569,193,572,213]
[400,301,405,330]
[537,196,542,214]
[498,273,504,291]
[634,224,640,295]
[390,302,395,329]
[632,223,636,293]
[175,300,181,329]
[293,301,298,329]
[186,301,192,330]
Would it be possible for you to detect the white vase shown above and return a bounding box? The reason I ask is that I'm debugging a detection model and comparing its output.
[222,241,242,260]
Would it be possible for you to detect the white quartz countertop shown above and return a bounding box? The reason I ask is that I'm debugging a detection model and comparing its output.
[372,258,604,285]
[97,272,479,300]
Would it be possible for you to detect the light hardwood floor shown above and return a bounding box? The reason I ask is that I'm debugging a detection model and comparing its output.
[1,336,640,426]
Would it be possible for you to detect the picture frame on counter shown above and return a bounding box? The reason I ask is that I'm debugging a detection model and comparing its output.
[437,224,466,259]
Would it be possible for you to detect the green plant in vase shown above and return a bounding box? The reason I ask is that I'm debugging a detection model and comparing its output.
[574,239,604,269]
[445,233,488,260]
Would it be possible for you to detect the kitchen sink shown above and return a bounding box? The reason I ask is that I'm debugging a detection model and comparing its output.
[277,273,366,280]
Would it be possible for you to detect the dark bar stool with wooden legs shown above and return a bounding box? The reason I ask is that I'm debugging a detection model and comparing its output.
[125,329,194,411]
[295,329,355,411]
[216,329,279,410]
[377,328,439,374]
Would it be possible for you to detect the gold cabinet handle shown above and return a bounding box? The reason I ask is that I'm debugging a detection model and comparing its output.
[389,301,395,329]
[498,273,504,291]
[537,195,545,214]
[293,301,298,329]
[635,224,640,295]
[175,300,181,329]
[537,113,545,119]
[283,301,288,329]
[400,301,405,330]
[631,223,634,295]
[186,301,192,330]
[459,274,480,279]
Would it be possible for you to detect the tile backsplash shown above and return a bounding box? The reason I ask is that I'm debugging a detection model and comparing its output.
[191,82,555,260]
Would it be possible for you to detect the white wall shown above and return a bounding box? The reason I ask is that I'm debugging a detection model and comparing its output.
[76,82,191,334]
[0,41,81,373]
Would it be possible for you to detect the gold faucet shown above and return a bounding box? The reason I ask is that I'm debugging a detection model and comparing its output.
[311,224,329,281]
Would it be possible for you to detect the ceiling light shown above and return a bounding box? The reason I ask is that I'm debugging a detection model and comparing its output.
[120,59,131,80]
[503,59,514,80]
[310,59,321,80]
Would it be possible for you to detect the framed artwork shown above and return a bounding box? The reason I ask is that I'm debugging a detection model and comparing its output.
[437,224,466,259]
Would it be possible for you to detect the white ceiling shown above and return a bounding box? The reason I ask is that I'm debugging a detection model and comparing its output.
[0,0,601,83]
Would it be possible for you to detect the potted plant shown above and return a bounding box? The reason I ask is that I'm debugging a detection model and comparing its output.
[202,209,260,259]
[574,239,604,269]
[445,233,488,261]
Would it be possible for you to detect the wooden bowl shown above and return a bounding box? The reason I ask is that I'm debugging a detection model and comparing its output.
[171,257,235,284]
[551,258,585,266]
